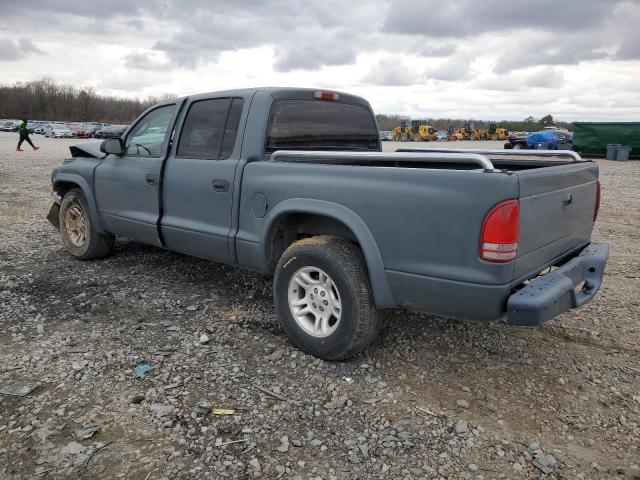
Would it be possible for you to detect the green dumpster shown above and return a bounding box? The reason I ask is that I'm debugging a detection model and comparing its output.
[573,122,640,159]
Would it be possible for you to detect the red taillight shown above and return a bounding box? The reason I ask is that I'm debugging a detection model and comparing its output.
[314,90,339,101]
[594,180,601,221]
[480,199,520,263]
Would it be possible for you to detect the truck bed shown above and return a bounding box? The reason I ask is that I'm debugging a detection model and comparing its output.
[238,148,598,319]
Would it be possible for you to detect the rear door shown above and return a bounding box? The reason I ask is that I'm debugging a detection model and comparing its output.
[160,96,245,263]
[94,103,178,247]
[514,162,599,280]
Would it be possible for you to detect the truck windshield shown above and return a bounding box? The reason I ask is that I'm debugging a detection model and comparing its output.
[266,100,379,153]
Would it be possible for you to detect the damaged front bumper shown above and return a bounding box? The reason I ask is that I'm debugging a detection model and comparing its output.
[46,192,62,229]
[507,242,609,326]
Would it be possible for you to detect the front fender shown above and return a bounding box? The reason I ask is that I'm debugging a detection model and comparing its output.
[53,173,105,234]
[263,198,397,309]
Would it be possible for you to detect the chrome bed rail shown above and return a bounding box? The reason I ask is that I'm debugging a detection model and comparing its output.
[396,148,584,162]
[270,150,496,171]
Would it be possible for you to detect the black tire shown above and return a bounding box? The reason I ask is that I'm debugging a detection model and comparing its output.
[59,189,114,260]
[273,236,381,360]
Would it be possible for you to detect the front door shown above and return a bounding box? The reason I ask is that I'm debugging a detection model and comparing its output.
[94,103,178,247]
[160,96,245,263]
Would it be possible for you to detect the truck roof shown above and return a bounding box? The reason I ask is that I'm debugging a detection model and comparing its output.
[181,87,372,108]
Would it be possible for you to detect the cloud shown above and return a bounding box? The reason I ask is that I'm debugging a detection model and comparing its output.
[429,57,473,81]
[1,0,639,121]
[0,38,44,61]
[525,68,565,88]
[125,52,170,71]
[384,0,612,37]
[614,1,640,60]
[415,43,457,57]
[362,58,417,86]
[273,34,358,71]
[147,1,379,70]
[493,32,612,73]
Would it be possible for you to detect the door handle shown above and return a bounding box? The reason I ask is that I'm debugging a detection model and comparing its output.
[562,194,573,208]
[145,174,157,185]
[212,179,229,192]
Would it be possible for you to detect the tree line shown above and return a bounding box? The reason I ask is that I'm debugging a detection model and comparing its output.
[1,78,570,132]
[376,114,572,132]
[0,79,175,124]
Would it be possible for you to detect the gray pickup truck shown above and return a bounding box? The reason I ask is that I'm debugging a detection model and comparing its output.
[47,87,608,360]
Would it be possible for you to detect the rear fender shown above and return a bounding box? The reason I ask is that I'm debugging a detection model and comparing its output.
[263,198,396,309]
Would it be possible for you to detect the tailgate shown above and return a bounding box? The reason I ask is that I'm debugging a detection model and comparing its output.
[514,162,599,281]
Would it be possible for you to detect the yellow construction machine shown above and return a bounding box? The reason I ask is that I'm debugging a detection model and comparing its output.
[409,119,438,142]
[488,123,509,140]
[455,123,476,140]
[392,119,438,141]
[392,121,411,141]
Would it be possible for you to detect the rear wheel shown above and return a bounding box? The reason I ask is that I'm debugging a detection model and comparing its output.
[274,236,381,360]
[59,189,114,260]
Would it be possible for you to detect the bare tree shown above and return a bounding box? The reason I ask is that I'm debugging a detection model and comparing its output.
[0,78,176,124]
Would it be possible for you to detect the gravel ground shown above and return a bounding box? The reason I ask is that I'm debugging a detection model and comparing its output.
[0,132,639,479]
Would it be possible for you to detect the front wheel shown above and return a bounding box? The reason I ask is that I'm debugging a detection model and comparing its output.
[59,189,114,260]
[274,236,381,360]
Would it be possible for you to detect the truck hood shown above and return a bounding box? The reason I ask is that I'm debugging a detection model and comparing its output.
[69,141,105,159]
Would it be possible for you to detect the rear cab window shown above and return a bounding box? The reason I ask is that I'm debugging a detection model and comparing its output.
[265,100,380,154]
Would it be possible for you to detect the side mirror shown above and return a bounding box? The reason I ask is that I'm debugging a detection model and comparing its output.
[100,138,124,155]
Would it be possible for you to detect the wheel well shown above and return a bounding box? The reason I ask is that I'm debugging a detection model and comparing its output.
[266,213,360,273]
[54,181,79,197]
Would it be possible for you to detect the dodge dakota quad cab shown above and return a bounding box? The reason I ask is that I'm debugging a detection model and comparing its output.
[47,88,608,360]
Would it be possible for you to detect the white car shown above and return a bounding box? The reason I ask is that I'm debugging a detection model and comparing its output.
[44,123,73,138]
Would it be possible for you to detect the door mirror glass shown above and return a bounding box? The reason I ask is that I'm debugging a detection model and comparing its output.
[100,138,124,155]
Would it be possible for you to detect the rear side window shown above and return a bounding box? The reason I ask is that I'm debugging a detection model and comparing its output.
[266,100,379,153]
[177,97,244,160]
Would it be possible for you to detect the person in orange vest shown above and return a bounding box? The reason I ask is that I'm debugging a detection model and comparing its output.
[17,118,40,151]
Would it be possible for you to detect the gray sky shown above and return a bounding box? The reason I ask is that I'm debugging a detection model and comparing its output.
[1,0,638,120]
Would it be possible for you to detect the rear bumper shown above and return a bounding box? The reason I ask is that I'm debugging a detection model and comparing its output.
[507,242,609,326]
[385,242,608,323]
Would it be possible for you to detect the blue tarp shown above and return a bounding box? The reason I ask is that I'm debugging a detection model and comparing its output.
[527,131,558,149]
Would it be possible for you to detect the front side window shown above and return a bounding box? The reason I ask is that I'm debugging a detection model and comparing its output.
[177,97,244,160]
[125,104,176,157]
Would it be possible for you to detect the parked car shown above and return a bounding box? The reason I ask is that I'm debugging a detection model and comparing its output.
[505,129,573,150]
[43,123,74,138]
[0,120,18,132]
[503,131,528,149]
[68,123,92,138]
[47,87,608,360]
[84,123,102,137]
[94,125,128,139]
[379,130,392,141]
